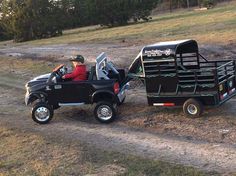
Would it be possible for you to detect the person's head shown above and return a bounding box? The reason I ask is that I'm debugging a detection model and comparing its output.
[70,55,85,67]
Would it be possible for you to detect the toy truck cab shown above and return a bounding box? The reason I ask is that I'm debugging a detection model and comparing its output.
[128,40,236,117]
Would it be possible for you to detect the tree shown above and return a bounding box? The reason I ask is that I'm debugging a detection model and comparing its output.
[201,0,217,8]
[0,23,10,41]
[132,0,159,22]
[94,0,158,27]
[186,0,190,8]
[0,0,63,42]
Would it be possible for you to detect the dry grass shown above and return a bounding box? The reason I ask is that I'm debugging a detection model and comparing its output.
[0,127,88,176]
[0,56,54,81]
[1,1,235,46]
[0,124,208,176]
[0,57,53,73]
[0,56,56,90]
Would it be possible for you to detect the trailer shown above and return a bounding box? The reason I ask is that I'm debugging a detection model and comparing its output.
[128,40,236,117]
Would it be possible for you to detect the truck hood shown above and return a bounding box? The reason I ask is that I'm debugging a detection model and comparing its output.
[25,73,50,92]
[32,73,50,81]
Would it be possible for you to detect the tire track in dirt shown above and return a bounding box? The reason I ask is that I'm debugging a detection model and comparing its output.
[55,122,236,174]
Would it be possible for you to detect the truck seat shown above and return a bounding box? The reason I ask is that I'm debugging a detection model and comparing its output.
[88,66,96,80]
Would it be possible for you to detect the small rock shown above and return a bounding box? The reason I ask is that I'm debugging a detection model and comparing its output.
[219,129,230,135]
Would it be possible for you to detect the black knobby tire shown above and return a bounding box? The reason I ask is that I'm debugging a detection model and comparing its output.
[183,98,203,118]
[94,101,117,123]
[31,102,54,124]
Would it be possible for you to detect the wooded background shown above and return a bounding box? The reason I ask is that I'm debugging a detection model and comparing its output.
[0,0,232,42]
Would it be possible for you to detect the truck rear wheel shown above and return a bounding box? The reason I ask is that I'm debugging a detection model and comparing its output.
[94,101,116,123]
[32,102,54,124]
[183,98,203,118]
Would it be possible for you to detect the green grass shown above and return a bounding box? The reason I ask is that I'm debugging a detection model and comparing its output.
[1,1,235,46]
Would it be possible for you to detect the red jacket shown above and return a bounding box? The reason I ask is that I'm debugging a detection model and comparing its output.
[64,65,87,81]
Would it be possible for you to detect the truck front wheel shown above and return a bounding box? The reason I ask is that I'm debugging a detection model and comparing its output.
[94,101,116,123]
[183,98,203,118]
[31,102,54,124]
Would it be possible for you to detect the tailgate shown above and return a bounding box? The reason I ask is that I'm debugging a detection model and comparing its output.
[216,60,236,102]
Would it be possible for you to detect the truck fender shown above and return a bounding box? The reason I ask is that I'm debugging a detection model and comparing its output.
[91,90,116,103]
[26,92,48,105]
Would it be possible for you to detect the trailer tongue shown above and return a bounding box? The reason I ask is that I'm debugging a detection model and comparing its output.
[127,40,236,117]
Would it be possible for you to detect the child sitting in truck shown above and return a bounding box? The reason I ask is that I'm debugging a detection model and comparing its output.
[62,55,87,81]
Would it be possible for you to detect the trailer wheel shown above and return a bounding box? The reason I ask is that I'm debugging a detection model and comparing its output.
[32,102,54,124]
[94,101,116,123]
[183,99,203,118]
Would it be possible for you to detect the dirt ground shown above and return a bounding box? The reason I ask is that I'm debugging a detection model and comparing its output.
[1,41,236,175]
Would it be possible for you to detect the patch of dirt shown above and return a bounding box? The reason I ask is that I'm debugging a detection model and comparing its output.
[0,42,236,68]
[200,43,236,60]
[119,88,236,144]
[0,43,141,68]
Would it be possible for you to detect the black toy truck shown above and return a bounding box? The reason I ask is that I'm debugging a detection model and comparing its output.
[25,53,128,124]
[128,40,236,117]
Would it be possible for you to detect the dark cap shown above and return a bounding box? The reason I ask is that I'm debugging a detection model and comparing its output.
[70,55,85,63]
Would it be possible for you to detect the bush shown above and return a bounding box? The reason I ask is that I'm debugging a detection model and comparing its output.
[0,0,63,42]
[202,0,217,8]
[0,21,13,41]
[94,0,158,27]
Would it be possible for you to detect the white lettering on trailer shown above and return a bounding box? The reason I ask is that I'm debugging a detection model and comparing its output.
[144,49,174,57]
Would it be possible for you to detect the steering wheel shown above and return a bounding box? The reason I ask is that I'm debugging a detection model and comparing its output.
[56,69,63,78]
[53,64,66,81]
